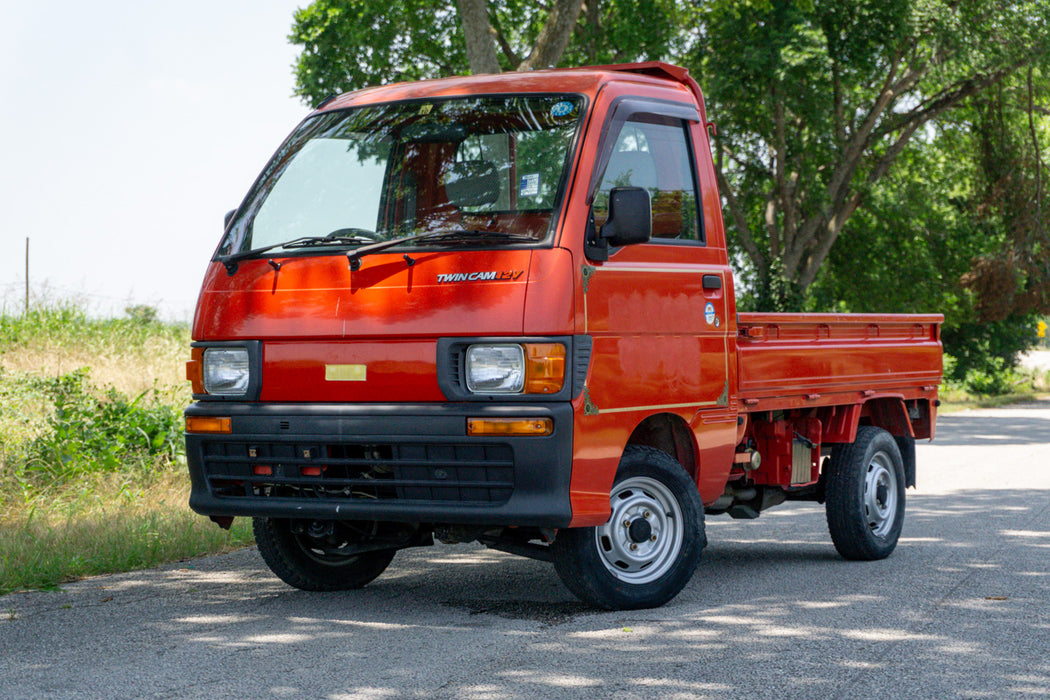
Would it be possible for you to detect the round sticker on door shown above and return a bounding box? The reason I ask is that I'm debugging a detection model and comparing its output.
[705,302,716,325]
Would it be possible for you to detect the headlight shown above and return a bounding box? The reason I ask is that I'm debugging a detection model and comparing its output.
[466,344,525,393]
[203,348,251,396]
[464,343,566,395]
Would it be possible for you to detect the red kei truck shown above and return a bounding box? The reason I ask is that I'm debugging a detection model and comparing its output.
[184,62,942,610]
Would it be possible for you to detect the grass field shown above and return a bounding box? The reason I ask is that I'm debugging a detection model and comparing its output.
[0,302,252,595]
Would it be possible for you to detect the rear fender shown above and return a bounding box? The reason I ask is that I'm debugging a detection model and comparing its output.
[863,397,914,438]
[861,398,917,488]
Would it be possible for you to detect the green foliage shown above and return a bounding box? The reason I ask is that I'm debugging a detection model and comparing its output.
[290,0,467,102]
[124,304,159,324]
[961,355,1025,396]
[288,0,689,104]
[694,0,1050,306]
[0,301,187,357]
[0,303,254,594]
[942,316,1040,380]
[24,370,183,482]
[562,0,684,67]
[1,492,254,595]
[1,303,190,498]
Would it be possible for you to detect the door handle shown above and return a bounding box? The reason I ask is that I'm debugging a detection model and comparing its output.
[702,274,722,290]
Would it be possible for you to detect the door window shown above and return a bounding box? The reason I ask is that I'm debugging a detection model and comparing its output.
[593,116,702,242]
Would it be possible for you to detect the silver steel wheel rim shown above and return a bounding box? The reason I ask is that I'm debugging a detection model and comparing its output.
[865,451,898,537]
[595,476,684,584]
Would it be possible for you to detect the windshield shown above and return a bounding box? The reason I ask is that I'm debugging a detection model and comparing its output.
[218,94,585,258]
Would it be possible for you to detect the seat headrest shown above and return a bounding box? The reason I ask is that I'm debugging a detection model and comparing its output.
[444,160,500,208]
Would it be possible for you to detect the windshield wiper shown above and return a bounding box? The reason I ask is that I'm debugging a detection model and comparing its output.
[218,229,380,274]
[220,229,536,275]
[346,230,535,270]
[284,234,375,249]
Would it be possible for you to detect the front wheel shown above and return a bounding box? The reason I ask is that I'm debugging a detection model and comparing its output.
[552,446,705,610]
[253,518,396,591]
[824,426,906,560]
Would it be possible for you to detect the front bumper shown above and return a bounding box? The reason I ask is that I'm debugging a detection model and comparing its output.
[185,402,573,528]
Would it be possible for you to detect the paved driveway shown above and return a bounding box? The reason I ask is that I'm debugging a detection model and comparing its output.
[3,403,1049,699]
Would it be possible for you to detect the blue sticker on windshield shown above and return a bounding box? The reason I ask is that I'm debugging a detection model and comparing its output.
[520,173,540,198]
[550,100,575,118]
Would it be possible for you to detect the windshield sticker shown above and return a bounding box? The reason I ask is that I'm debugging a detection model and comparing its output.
[550,100,576,118]
[519,173,540,198]
[418,103,433,115]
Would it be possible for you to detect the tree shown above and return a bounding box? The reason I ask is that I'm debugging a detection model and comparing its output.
[289,0,684,104]
[289,0,467,102]
[959,67,1050,324]
[695,0,1050,310]
[806,63,1050,380]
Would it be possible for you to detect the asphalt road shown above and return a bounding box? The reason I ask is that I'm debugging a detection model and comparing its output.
[3,403,1049,699]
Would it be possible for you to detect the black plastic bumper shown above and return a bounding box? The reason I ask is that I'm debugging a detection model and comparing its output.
[185,402,573,528]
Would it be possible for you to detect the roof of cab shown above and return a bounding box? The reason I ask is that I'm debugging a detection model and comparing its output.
[316,61,706,119]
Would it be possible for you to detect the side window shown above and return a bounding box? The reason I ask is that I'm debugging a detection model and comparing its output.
[593,116,702,242]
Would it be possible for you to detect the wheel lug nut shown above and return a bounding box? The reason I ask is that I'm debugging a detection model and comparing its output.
[623,520,631,528]
[643,511,651,519]
[630,543,638,551]
[650,535,657,542]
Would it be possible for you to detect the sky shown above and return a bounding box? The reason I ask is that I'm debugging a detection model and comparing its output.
[1,1,311,321]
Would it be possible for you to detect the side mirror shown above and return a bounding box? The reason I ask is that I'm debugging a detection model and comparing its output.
[224,209,237,230]
[600,187,651,247]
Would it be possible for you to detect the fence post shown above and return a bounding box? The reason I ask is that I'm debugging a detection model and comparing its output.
[25,236,30,315]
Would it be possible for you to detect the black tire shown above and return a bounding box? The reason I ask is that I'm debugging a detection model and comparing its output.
[551,445,705,610]
[253,518,396,591]
[824,426,906,561]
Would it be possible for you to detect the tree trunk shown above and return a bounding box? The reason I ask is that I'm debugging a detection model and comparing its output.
[519,0,586,70]
[456,0,501,74]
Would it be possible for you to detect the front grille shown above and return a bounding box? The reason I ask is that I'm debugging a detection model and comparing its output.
[200,439,514,505]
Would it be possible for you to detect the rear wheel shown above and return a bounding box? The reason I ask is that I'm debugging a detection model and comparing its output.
[824,426,906,560]
[552,446,705,610]
[253,518,396,591]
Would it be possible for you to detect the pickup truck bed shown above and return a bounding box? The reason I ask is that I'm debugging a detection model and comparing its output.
[736,313,943,412]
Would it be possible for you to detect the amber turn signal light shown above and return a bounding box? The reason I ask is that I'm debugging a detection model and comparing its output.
[467,418,553,436]
[186,347,205,394]
[185,416,232,434]
[523,343,566,394]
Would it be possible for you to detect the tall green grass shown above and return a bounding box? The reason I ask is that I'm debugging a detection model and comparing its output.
[1,302,252,595]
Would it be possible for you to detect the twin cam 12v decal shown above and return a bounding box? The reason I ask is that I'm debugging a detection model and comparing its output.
[436,270,524,284]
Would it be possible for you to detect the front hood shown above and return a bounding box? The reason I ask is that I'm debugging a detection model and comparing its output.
[192,248,571,403]
[194,249,535,340]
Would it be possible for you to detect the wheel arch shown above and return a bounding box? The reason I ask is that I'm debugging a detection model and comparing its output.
[624,412,698,480]
[860,398,916,488]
